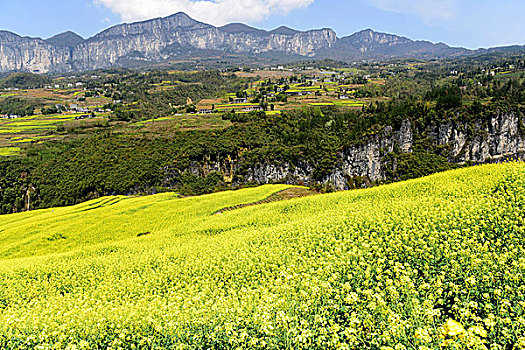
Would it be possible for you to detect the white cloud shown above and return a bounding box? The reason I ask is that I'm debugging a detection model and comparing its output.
[366,0,458,24]
[93,0,314,26]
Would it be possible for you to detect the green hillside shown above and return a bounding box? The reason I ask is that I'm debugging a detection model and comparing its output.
[1,163,524,348]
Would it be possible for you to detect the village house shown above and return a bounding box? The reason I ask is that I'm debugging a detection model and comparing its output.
[286,90,314,96]
[233,98,248,104]
[69,104,89,113]
[243,106,263,112]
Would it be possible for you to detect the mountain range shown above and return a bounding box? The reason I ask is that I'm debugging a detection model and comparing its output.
[0,12,522,74]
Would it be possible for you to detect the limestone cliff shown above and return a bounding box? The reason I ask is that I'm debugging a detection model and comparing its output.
[1,12,469,73]
[166,113,524,190]
[0,31,72,73]
[433,112,525,163]
[0,13,336,73]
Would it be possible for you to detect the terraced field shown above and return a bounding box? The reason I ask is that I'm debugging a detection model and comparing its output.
[309,101,365,107]
[0,113,110,154]
[0,163,524,348]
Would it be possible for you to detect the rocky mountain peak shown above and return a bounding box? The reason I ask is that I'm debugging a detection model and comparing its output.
[345,29,413,47]
[93,12,210,39]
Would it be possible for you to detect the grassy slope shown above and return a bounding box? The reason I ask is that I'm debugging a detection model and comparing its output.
[0,184,294,260]
[0,163,524,348]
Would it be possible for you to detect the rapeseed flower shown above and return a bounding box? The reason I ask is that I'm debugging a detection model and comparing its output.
[442,319,466,338]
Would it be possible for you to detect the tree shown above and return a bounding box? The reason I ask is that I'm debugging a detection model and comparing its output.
[426,84,462,110]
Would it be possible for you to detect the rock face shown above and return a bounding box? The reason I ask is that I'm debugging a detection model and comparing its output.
[340,29,413,53]
[0,13,336,73]
[0,12,471,73]
[166,113,525,190]
[434,112,525,163]
[0,31,72,73]
[325,29,468,60]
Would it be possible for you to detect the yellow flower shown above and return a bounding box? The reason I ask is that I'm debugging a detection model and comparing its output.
[440,339,455,347]
[442,319,466,338]
[468,326,487,338]
[415,328,431,344]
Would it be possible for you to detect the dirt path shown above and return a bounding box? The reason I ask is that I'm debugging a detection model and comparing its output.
[213,187,316,215]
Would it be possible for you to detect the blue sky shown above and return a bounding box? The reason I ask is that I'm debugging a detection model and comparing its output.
[1,0,524,49]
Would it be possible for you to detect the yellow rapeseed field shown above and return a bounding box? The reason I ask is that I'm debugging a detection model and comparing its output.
[0,163,524,349]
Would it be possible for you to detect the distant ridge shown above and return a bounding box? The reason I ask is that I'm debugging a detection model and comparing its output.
[0,11,523,73]
[219,23,267,36]
[45,31,84,48]
[270,26,301,36]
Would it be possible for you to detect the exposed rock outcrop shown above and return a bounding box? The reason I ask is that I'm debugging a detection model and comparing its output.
[0,13,336,73]
[1,12,470,73]
[434,112,525,163]
[0,31,72,73]
[165,113,524,190]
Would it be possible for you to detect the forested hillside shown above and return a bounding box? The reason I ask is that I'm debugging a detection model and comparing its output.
[1,99,523,213]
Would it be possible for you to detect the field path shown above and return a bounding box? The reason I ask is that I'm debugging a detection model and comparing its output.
[212,187,316,214]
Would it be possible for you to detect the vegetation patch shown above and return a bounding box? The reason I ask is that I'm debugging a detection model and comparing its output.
[0,147,21,156]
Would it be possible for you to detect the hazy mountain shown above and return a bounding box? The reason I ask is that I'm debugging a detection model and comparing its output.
[322,29,470,60]
[219,23,267,36]
[45,31,85,48]
[0,12,520,73]
[270,26,301,36]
